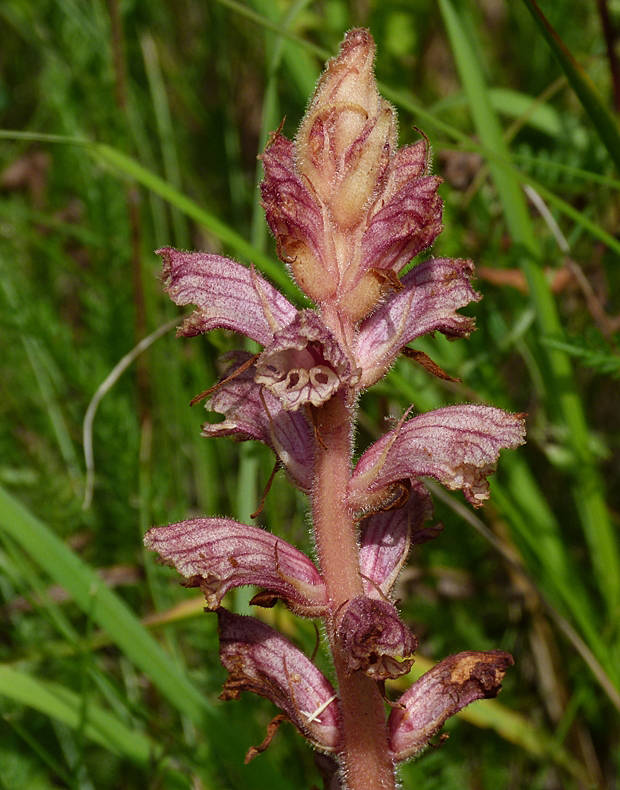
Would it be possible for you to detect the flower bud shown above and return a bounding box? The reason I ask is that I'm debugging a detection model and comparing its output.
[295,29,396,229]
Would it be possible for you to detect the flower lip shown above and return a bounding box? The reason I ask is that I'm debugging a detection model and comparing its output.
[144,518,327,617]
[355,258,481,390]
[255,310,354,411]
[349,405,526,509]
[157,246,297,344]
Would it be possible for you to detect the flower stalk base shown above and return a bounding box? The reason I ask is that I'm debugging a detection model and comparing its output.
[312,394,396,789]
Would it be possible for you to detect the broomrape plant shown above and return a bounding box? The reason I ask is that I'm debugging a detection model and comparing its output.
[145,29,525,789]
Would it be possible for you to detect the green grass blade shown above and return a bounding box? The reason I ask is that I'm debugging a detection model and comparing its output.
[89,143,296,297]
[439,0,620,619]
[141,32,190,249]
[0,488,297,789]
[522,0,620,170]
[0,486,210,726]
[0,129,297,298]
[214,0,328,61]
[0,666,154,765]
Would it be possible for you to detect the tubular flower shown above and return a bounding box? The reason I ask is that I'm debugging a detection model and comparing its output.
[217,609,342,756]
[145,27,525,789]
[388,651,514,761]
[349,405,526,511]
[144,519,327,617]
[336,595,417,680]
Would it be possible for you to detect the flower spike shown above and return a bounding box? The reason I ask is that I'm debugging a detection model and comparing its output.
[147,28,525,789]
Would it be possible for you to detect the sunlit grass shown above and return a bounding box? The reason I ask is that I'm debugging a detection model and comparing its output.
[0,1,618,787]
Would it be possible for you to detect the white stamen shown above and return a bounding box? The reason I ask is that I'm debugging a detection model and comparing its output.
[301,694,337,724]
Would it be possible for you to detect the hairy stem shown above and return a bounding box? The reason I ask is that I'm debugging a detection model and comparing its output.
[312,394,396,790]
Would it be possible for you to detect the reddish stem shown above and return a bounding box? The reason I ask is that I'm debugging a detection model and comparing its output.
[311,394,396,790]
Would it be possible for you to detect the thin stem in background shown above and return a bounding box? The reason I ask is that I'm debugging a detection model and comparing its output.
[596,0,620,112]
[82,320,177,509]
[108,0,150,423]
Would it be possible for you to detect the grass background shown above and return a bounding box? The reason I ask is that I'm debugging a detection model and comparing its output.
[1,0,619,787]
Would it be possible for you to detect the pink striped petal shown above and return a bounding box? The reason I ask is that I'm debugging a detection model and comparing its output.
[359,482,435,599]
[144,519,327,616]
[261,132,335,302]
[388,650,513,761]
[218,609,342,752]
[356,258,481,388]
[350,405,526,508]
[361,142,443,277]
[158,246,297,345]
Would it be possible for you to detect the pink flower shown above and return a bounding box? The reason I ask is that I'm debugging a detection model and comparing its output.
[336,595,417,680]
[144,518,327,616]
[359,482,440,600]
[349,405,526,511]
[217,608,342,758]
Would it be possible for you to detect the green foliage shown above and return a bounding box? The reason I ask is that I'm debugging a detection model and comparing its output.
[542,336,620,378]
[0,1,618,788]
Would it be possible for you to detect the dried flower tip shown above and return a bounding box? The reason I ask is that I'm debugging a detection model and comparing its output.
[388,650,514,761]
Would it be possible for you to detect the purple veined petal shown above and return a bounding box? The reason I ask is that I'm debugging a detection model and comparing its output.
[349,405,526,508]
[217,608,343,753]
[260,131,336,303]
[361,172,443,278]
[388,650,514,761]
[202,351,314,491]
[379,140,428,196]
[359,482,434,599]
[255,310,355,411]
[144,519,327,617]
[158,246,297,345]
[355,258,481,388]
[336,595,417,680]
